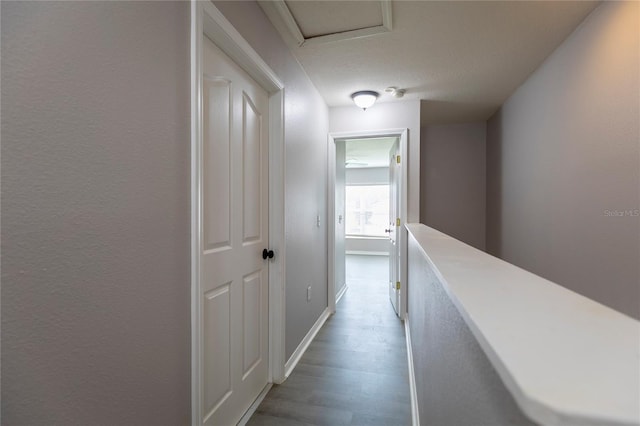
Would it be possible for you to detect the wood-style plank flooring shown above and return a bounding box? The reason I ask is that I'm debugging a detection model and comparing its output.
[247,255,412,426]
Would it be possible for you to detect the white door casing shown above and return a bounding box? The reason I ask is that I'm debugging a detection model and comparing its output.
[191,3,285,425]
[334,141,347,301]
[388,139,401,316]
[327,129,408,319]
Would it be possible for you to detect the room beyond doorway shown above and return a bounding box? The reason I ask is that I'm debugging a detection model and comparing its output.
[328,129,409,319]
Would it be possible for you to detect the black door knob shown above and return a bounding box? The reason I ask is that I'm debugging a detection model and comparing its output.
[262,248,274,260]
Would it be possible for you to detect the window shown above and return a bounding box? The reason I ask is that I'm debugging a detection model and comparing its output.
[345,185,389,237]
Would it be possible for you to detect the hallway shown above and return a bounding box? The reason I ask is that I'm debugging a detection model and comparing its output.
[247,255,411,425]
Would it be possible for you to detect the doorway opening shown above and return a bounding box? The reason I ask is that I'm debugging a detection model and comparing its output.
[328,129,408,319]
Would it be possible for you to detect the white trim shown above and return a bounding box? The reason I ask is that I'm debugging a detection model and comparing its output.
[236,383,273,426]
[260,0,392,47]
[405,319,420,426]
[201,2,283,92]
[345,235,389,239]
[381,0,393,30]
[189,2,203,422]
[303,25,391,47]
[327,134,337,315]
[190,2,286,424]
[284,307,331,378]
[335,284,348,304]
[266,0,305,47]
[344,182,389,187]
[268,89,286,385]
[345,250,389,256]
[328,129,409,320]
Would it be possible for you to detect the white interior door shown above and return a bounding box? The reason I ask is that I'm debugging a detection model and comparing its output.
[388,140,400,316]
[200,34,269,426]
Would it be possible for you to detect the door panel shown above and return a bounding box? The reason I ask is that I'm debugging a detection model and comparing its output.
[201,34,269,426]
[203,284,232,414]
[203,78,232,252]
[242,93,263,244]
[242,271,262,377]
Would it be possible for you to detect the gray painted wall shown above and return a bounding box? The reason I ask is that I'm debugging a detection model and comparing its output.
[213,1,330,359]
[420,123,487,250]
[345,237,389,255]
[346,167,389,185]
[1,2,191,424]
[486,1,640,319]
[407,234,536,426]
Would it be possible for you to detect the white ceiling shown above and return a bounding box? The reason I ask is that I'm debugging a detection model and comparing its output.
[260,0,600,124]
[345,137,397,168]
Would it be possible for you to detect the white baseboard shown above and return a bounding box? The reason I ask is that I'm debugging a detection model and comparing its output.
[237,382,272,426]
[345,250,389,256]
[336,284,348,304]
[284,307,331,378]
[405,318,420,426]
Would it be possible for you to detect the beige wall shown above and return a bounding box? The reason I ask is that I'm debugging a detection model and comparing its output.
[1,2,191,424]
[420,123,487,250]
[486,1,639,319]
[346,167,389,185]
[213,1,330,359]
[345,237,389,255]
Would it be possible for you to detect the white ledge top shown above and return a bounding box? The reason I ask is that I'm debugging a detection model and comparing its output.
[406,223,640,426]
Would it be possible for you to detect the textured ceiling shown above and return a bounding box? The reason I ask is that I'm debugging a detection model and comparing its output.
[260,0,600,124]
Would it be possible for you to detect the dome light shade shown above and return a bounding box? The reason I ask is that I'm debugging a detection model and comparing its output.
[351,91,379,110]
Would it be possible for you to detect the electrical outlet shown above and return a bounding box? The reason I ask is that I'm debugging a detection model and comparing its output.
[316,215,321,228]
[307,285,311,302]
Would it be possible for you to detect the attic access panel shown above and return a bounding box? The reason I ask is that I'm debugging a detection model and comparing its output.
[262,0,392,46]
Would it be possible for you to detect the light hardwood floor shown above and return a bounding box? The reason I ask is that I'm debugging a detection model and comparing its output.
[247,255,412,426]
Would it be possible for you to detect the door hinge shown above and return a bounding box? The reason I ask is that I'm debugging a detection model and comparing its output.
[396,281,401,290]
[396,218,401,226]
[396,155,401,164]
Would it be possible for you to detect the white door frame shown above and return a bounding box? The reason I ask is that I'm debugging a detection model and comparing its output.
[327,129,409,319]
[190,2,286,424]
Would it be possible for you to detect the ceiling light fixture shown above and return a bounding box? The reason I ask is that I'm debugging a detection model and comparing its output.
[351,91,379,110]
